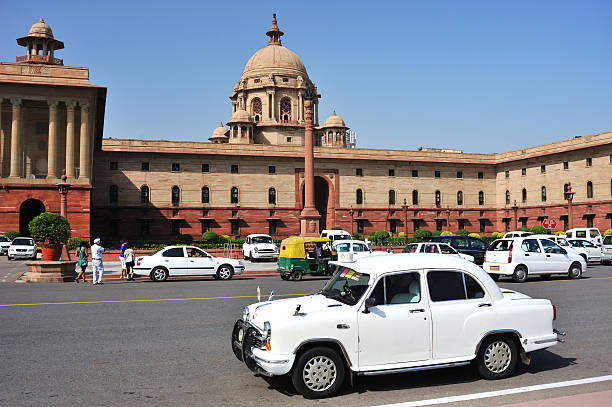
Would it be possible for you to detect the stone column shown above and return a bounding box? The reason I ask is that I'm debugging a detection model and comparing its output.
[47,100,59,179]
[0,100,3,175]
[65,101,76,179]
[79,103,90,180]
[315,100,319,125]
[300,96,320,237]
[297,92,303,122]
[9,98,22,178]
[271,91,276,121]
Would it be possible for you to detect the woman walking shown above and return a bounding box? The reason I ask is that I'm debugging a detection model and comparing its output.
[119,241,127,279]
[75,241,88,283]
[124,244,135,281]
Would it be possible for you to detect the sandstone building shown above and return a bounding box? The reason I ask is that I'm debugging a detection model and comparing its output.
[1,18,611,241]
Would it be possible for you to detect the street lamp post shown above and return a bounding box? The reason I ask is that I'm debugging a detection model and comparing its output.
[57,169,71,260]
[349,205,354,235]
[300,84,321,236]
[565,182,575,230]
[402,199,408,243]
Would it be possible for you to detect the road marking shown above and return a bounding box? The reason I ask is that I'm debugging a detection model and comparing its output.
[372,375,612,407]
[0,293,309,307]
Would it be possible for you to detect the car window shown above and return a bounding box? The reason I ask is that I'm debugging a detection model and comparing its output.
[469,239,486,250]
[540,239,563,254]
[403,244,418,253]
[335,243,351,252]
[590,230,600,238]
[252,236,272,244]
[581,240,596,248]
[163,247,185,257]
[568,240,580,247]
[421,244,439,253]
[454,238,469,248]
[439,237,452,245]
[521,239,541,253]
[576,230,586,238]
[188,248,207,257]
[489,240,513,251]
[385,272,421,304]
[320,267,370,306]
[556,238,569,247]
[439,244,456,254]
[12,238,34,246]
[465,274,485,299]
[354,243,368,252]
[604,236,612,245]
[0,236,10,242]
[427,271,466,302]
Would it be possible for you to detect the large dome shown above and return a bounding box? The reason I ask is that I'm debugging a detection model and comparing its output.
[241,44,308,79]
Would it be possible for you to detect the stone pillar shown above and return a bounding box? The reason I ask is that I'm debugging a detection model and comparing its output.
[300,97,320,236]
[79,103,90,180]
[271,91,276,121]
[65,101,76,179]
[315,101,319,125]
[47,100,59,179]
[297,92,303,122]
[9,98,22,178]
[512,201,518,231]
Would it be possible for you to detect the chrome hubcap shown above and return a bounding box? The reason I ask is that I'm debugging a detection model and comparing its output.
[154,269,165,280]
[484,341,512,373]
[302,356,337,392]
[219,267,231,279]
[571,266,581,277]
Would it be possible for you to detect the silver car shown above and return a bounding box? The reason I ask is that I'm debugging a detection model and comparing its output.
[602,235,612,266]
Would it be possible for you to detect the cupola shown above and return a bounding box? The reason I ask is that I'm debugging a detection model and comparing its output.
[16,19,65,65]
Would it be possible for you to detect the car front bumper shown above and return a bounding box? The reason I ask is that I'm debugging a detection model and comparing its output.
[8,250,36,258]
[601,249,612,262]
[234,265,245,275]
[251,252,278,260]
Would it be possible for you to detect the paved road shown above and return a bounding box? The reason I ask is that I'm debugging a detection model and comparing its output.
[0,262,610,407]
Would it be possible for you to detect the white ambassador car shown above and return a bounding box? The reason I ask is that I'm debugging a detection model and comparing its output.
[232,254,564,399]
[332,240,386,260]
[133,246,244,281]
[243,234,279,261]
[7,237,37,260]
[403,242,475,262]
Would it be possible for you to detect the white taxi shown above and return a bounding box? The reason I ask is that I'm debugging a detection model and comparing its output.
[242,234,279,261]
[7,237,37,260]
[332,240,386,260]
[232,254,564,398]
[403,242,475,262]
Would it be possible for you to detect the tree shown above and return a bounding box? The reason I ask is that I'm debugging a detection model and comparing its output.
[414,228,432,241]
[28,212,71,244]
[201,231,219,242]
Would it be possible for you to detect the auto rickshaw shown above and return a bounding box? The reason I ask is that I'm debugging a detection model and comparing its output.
[277,237,336,280]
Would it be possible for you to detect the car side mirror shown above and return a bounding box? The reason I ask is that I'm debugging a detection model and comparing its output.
[363,297,376,313]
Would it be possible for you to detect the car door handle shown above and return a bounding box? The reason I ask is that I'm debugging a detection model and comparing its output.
[189,260,195,262]
[525,254,530,256]
[478,303,492,307]
[410,309,425,313]
[546,254,551,257]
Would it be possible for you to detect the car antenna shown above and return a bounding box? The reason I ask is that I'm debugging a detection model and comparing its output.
[268,290,275,301]
[293,304,301,316]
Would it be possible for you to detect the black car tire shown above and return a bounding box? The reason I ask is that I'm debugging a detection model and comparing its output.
[489,273,500,282]
[292,346,345,399]
[476,335,518,380]
[150,267,169,282]
[217,265,234,280]
[512,265,528,283]
[568,262,582,279]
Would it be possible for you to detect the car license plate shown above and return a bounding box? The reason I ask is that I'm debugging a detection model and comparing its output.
[490,265,500,271]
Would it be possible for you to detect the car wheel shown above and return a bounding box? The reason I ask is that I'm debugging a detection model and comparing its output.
[249,252,255,263]
[243,252,249,261]
[217,265,233,280]
[7,256,12,261]
[602,261,611,266]
[512,265,528,283]
[568,262,582,279]
[291,346,345,399]
[290,270,303,281]
[280,274,290,280]
[476,335,518,380]
[489,274,500,282]
[150,267,169,282]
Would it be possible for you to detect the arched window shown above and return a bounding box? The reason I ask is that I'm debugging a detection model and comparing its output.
[412,190,418,205]
[280,97,291,121]
[231,187,239,204]
[356,189,363,204]
[140,185,149,204]
[435,190,441,207]
[109,185,118,204]
[268,187,276,205]
[587,181,593,198]
[232,125,238,138]
[240,126,246,138]
[251,97,262,120]
[201,186,210,204]
[171,186,180,206]
[541,186,547,202]
[522,188,527,203]
[505,190,510,205]
[478,191,484,206]
[457,191,463,206]
[389,189,396,205]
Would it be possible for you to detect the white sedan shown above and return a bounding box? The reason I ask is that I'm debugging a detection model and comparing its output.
[0,236,12,255]
[403,242,475,262]
[332,240,386,260]
[7,237,37,260]
[133,246,245,282]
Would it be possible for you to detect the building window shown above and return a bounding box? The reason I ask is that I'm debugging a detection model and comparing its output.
[520,218,527,228]
[505,170,510,178]
[171,163,180,172]
[478,171,484,179]
[610,154,612,164]
[586,157,592,167]
[522,188,527,203]
[479,220,486,233]
[356,189,363,204]
[541,186,547,202]
[286,137,292,142]
[141,185,149,204]
[171,186,180,206]
[110,161,118,170]
[586,217,593,228]
[140,219,150,235]
[231,221,239,236]
[231,187,239,204]
[435,190,441,207]
[357,220,364,234]
[389,220,397,235]
[456,171,463,179]
[109,185,118,204]
[389,168,395,177]
[268,221,277,236]
[562,216,568,231]
[202,163,209,173]
[201,187,210,204]
[412,170,418,177]
[478,191,484,206]
[268,187,276,205]
[389,190,396,205]
[458,219,465,230]
[504,219,510,232]
[435,220,443,232]
[506,190,510,205]
[171,220,181,235]
[521,168,526,176]
[457,191,463,206]
[141,162,149,171]
[435,170,441,178]
[251,97,262,116]
[280,97,291,121]
[541,165,546,173]
[610,179,612,196]
[563,161,569,170]
[412,190,418,205]
[356,168,363,176]
[231,164,239,174]
[587,181,593,198]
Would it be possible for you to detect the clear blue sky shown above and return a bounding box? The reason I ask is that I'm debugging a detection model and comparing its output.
[2,0,611,153]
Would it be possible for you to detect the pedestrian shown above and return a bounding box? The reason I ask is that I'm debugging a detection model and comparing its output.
[91,238,105,285]
[119,241,127,279]
[124,243,135,281]
[75,241,88,283]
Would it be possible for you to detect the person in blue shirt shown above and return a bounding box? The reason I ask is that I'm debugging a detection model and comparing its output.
[119,241,127,279]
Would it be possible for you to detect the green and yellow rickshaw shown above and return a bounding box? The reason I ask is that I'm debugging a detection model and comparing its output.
[277,237,336,280]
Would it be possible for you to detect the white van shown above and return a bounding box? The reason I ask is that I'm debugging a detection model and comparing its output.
[503,231,533,238]
[565,228,602,246]
[320,229,351,242]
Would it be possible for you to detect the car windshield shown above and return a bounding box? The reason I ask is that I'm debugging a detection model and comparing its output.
[489,240,513,251]
[0,236,10,242]
[403,244,418,253]
[603,235,612,245]
[332,234,351,241]
[252,236,272,244]
[12,238,34,246]
[590,230,600,238]
[555,238,569,247]
[319,267,370,306]
[334,243,351,252]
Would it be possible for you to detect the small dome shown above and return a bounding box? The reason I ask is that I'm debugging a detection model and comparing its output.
[229,109,252,123]
[323,111,346,128]
[210,122,228,139]
[28,18,54,39]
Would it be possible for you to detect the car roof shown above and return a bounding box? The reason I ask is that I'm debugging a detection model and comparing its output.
[333,240,366,244]
[247,234,272,238]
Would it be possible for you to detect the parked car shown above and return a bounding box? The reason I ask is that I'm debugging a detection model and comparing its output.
[530,234,590,261]
[242,234,279,262]
[565,228,602,246]
[0,236,12,255]
[133,246,244,281]
[602,234,612,266]
[503,231,533,238]
[320,229,351,242]
[332,240,385,261]
[483,237,587,282]
[430,235,488,265]
[567,239,601,262]
[403,242,474,262]
[232,254,564,399]
[7,237,37,260]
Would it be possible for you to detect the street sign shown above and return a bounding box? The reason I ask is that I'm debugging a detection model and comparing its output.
[542,219,557,229]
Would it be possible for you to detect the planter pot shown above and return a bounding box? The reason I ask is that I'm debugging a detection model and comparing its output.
[42,243,62,261]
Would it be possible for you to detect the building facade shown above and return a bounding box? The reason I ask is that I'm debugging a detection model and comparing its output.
[1,18,611,241]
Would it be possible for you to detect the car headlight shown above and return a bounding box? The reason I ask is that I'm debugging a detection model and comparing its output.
[242,307,250,322]
[263,321,271,351]
[254,248,259,253]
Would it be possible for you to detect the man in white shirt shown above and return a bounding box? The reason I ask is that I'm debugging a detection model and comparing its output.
[90,238,105,285]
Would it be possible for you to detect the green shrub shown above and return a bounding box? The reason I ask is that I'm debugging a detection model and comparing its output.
[603,229,612,237]
[468,233,481,239]
[555,230,566,235]
[219,234,230,243]
[4,231,19,240]
[414,228,432,241]
[440,230,453,237]
[456,229,469,236]
[331,226,342,230]
[398,232,405,239]
[490,231,503,239]
[352,233,364,241]
[529,224,550,234]
[481,236,497,244]
[406,237,420,244]
[517,227,530,232]
[67,237,88,250]
[432,230,441,236]
[373,230,390,245]
[28,212,71,244]
[201,231,218,242]
[387,236,405,246]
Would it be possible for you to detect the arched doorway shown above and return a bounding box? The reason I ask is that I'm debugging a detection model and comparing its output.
[20,199,45,236]
[302,176,330,232]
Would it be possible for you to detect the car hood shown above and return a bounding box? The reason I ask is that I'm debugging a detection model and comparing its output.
[9,245,35,249]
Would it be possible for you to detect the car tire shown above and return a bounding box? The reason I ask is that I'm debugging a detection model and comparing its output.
[290,270,303,281]
[280,274,290,280]
[602,261,611,266]
[7,256,12,261]
[291,346,345,399]
[249,252,256,263]
[243,252,249,261]
[476,335,518,380]
[489,274,500,282]
[150,267,169,282]
[568,262,582,279]
[512,265,528,283]
[217,265,233,280]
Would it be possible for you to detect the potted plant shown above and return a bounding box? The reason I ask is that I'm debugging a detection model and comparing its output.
[28,212,71,261]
